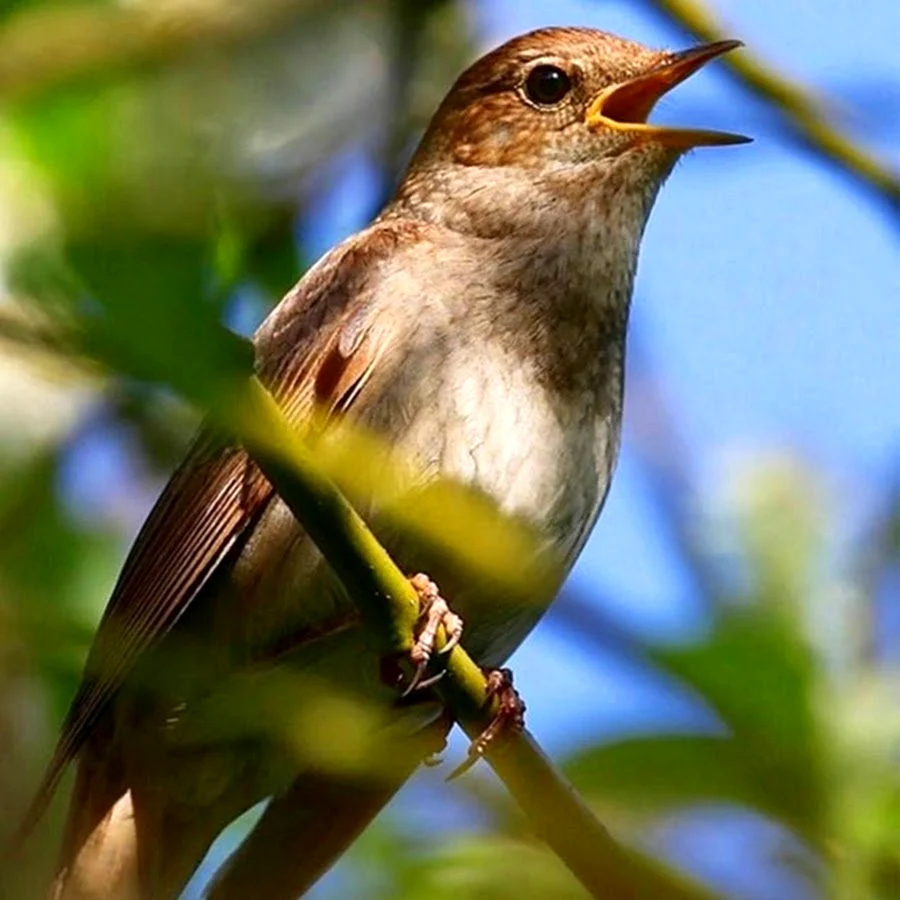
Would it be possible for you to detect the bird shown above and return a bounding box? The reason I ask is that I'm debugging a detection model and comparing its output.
[19,25,748,900]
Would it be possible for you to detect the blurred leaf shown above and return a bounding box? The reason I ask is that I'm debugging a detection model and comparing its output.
[0,0,340,103]
[345,825,718,900]
[0,444,117,676]
[0,438,120,855]
[68,237,253,391]
[566,735,758,814]
[645,610,825,840]
[565,731,828,854]
[651,610,817,754]
[341,828,593,900]
[219,206,300,302]
[9,235,255,402]
[392,835,591,899]
[4,1,398,229]
[105,384,198,471]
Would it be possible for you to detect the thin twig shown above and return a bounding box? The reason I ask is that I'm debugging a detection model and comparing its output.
[639,0,900,221]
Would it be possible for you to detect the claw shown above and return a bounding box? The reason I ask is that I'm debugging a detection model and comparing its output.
[403,573,464,694]
[448,667,525,780]
[447,751,479,780]
[401,659,431,698]
[421,709,454,768]
[438,621,463,656]
[414,670,447,691]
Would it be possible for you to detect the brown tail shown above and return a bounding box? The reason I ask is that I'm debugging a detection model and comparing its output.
[18,701,448,899]
[8,711,143,900]
[206,770,410,900]
[207,717,450,900]
[44,720,248,900]
[46,716,145,900]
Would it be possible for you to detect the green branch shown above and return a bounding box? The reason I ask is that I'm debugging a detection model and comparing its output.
[209,376,717,900]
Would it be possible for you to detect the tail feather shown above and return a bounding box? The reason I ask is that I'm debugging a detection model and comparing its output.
[206,770,409,900]
[36,720,249,900]
[206,718,450,900]
[13,689,449,899]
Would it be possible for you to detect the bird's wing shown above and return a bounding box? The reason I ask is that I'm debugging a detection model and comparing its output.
[21,219,422,836]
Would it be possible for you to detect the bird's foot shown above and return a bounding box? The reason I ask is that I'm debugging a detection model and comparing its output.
[449,667,526,779]
[400,573,464,696]
[422,708,455,767]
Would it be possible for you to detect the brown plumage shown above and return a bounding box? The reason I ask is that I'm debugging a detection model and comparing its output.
[19,26,747,899]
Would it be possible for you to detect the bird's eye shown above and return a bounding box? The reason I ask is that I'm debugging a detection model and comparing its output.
[524,65,573,106]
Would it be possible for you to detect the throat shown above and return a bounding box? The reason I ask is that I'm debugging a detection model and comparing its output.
[484,233,633,401]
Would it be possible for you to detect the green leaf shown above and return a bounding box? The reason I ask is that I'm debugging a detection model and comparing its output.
[566,735,754,811]
[66,237,255,398]
[598,608,830,844]
[565,733,818,843]
[649,609,818,759]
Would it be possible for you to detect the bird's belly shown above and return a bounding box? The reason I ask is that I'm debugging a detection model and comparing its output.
[384,338,615,557]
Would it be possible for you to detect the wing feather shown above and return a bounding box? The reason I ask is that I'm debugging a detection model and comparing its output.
[20,219,421,837]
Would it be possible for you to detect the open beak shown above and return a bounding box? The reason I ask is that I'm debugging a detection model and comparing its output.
[585,40,751,149]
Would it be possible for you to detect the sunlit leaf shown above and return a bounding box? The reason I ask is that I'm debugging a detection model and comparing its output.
[643,610,825,840]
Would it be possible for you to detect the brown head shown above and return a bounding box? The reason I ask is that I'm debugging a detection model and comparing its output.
[389,27,747,233]
[410,26,747,171]
[384,25,748,332]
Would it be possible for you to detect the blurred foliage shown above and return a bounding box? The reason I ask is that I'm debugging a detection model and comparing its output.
[0,1,897,899]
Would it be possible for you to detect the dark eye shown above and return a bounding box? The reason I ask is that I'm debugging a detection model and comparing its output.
[524,65,572,106]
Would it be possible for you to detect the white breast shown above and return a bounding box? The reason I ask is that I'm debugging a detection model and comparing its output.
[391,334,617,564]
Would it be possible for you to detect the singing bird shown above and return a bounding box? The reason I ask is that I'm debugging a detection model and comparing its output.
[21,26,748,899]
